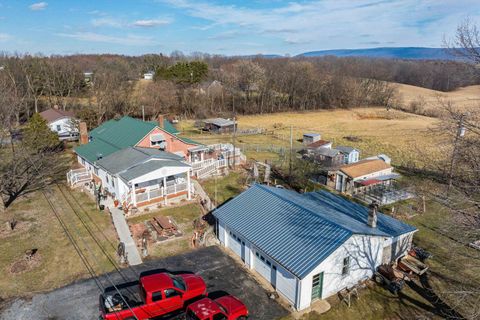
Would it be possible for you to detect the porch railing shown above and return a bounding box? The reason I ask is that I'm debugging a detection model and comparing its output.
[134,183,189,204]
[66,168,92,186]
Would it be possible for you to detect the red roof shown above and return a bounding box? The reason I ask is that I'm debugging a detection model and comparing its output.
[306,139,331,148]
[358,179,381,186]
[39,108,75,123]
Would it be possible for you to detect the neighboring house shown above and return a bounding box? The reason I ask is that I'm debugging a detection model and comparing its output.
[144,71,155,80]
[39,107,78,141]
[214,184,416,311]
[203,118,236,134]
[93,147,192,209]
[303,133,321,146]
[336,146,360,164]
[74,115,202,166]
[335,159,398,194]
[84,72,93,83]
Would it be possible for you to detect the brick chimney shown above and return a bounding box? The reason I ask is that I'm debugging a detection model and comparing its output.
[368,201,378,228]
[79,122,88,145]
[158,114,164,129]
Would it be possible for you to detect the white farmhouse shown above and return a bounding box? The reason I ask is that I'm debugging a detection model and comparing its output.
[39,107,78,141]
[213,184,416,311]
[143,71,155,80]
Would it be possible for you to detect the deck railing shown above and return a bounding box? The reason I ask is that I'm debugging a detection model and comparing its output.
[66,168,92,186]
[134,183,189,204]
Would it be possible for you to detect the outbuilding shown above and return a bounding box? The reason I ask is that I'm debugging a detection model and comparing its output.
[214,184,416,311]
[203,118,236,134]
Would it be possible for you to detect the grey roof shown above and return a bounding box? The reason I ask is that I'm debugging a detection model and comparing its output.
[213,184,416,279]
[336,146,358,154]
[119,160,190,181]
[303,133,321,137]
[315,147,342,157]
[205,118,235,127]
[96,147,183,174]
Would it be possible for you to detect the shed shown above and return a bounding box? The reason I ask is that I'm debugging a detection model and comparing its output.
[303,133,321,146]
[203,118,236,134]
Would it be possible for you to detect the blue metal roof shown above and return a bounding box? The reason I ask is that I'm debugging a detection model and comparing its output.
[213,184,416,279]
[303,133,320,137]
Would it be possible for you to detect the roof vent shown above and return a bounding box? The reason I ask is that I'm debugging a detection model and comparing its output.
[368,201,378,228]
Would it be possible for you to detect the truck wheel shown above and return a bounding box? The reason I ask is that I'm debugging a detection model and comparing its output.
[237,317,247,320]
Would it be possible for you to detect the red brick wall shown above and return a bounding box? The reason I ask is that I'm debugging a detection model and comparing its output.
[136,127,197,157]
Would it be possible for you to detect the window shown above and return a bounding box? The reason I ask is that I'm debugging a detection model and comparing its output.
[213,314,227,320]
[111,178,115,187]
[164,288,181,299]
[152,291,163,302]
[94,167,99,175]
[56,125,61,131]
[106,175,109,184]
[81,158,85,165]
[342,257,350,276]
[273,265,277,270]
[171,275,186,291]
[266,260,271,267]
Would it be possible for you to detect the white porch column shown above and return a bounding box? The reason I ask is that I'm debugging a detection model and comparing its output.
[200,152,204,161]
[187,170,192,200]
[163,176,168,205]
[132,183,137,207]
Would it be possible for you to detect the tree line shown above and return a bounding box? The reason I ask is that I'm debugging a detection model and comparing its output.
[1,52,478,130]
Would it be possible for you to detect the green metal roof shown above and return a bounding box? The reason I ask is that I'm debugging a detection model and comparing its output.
[75,116,201,162]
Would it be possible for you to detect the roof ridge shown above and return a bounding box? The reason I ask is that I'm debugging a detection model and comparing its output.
[256,184,353,235]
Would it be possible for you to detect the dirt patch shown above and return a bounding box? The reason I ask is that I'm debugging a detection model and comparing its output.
[9,253,42,274]
[355,110,409,120]
[0,220,32,239]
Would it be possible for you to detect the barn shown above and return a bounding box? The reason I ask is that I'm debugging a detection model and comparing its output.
[213,184,416,310]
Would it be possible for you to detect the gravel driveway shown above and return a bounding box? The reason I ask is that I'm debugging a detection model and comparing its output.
[0,246,288,320]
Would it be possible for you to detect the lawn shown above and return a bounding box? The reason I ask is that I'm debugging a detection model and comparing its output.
[127,203,203,259]
[0,185,118,299]
[200,171,248,206]
[179,107,442,168]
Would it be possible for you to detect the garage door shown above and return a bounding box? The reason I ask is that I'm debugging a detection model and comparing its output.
[254,251,274,285]
[228,231,242,258]
[276,266,296,304]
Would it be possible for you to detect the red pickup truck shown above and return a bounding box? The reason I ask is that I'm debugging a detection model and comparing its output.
[184,295,248,320]
[99,272,207,320]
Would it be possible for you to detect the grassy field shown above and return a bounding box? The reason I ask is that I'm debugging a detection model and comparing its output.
[200,171,248,206]
[0,185,118,298]
[179,107,442,167]
[396,83,480,116]
[127,203,203,259]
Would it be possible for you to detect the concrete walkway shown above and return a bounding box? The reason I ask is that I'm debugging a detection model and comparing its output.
[108,204,142,266]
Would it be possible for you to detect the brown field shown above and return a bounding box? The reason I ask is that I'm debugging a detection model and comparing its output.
[396,83,480,116]
[180,107,443,167]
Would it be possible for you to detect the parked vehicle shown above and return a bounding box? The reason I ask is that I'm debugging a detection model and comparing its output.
[408,246,432,262]
[185,295,248,320]
[99,272,207,320]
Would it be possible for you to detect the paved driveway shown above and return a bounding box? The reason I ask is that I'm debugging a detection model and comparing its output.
[0,246,289,320]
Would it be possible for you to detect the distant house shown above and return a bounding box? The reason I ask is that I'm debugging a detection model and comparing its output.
[303,133,321,146]
[143,71,155,80]
[202,118,236,134]
[39,107,78,141]
[214,184,417,311]
[335,159,398,194]
[336,146,360,164]
[83,72,93,83]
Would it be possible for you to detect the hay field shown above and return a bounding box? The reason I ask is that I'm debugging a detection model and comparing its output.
[180,108,443,167]
[396,83,480,116]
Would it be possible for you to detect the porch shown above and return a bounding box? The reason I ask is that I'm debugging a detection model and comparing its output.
[66,168,92,186]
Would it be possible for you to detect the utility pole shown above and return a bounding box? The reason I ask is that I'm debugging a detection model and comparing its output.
[289,125,293,183]
[447,112,468,195]
[232,95,236,170]
[142,105,145,121]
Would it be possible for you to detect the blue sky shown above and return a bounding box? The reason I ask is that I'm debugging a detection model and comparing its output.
[0,0,478,56]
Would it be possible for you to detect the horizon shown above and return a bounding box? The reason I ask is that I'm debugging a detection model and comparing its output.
[0,0,478,56]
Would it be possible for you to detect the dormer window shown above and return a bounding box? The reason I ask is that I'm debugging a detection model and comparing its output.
[150,133,166,150]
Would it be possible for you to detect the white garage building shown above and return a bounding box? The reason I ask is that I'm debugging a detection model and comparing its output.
[213,184,416,311]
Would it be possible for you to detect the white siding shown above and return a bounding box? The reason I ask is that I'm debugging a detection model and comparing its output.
[48,117,77,136]
[298,235,384,310]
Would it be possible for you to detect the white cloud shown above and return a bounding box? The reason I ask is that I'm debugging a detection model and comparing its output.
[161,0,480,51]
[91,17,123,28]
[0,33,10,42]
[56,32,157,46]
[132,18,172,27]
[29,2,48,11]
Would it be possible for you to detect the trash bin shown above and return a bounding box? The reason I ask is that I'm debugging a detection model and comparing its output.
[99,204,105,211]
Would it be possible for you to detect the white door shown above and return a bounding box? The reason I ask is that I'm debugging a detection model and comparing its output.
[276,266,297,304]
[228,232,242,258]
[254,251,272,283]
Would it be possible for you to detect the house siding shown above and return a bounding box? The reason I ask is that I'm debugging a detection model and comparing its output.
[136,127,197,157]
